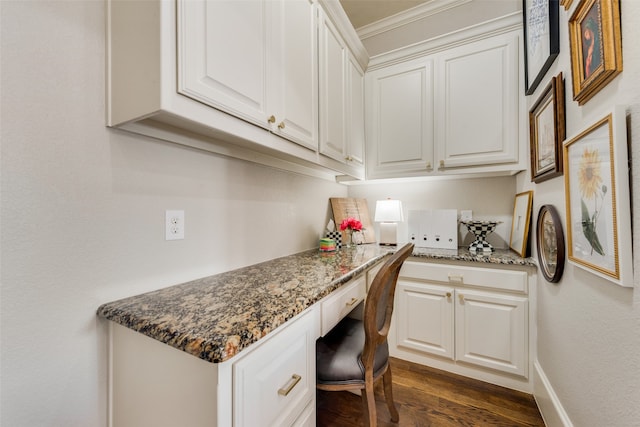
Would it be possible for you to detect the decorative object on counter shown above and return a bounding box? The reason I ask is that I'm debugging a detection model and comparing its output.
[319,238,336,252]
[523,0,560,95]
[461,220,501,253]
[568,0,622,105]
[330,198,375,243]
[536,205,565,283]
[340,217,364,248]
[375,199,404,245]
[529,72,565,183]
[563,106,632,287]
[325,219,342,248]
[509,191,534,257]
[407,209,458,250]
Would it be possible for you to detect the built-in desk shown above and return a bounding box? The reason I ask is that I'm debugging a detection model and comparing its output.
[97,245,390,427]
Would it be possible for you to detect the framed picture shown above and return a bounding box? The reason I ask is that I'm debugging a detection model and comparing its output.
[529,72,566,183]
[509,191,533,257]
[536,205,565,283]
[568,0,622,105]
[523,0,560,95]
[563,106,632,286]
[329,198,376,243]
[561,0,575,10]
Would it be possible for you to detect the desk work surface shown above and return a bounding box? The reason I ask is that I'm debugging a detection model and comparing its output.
[97,245,391,364]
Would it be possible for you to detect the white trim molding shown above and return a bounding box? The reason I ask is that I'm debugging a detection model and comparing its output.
[356,0,472,41]
[534,361,574,427]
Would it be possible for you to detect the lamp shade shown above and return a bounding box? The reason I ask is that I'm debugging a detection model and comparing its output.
[374,199,404,222]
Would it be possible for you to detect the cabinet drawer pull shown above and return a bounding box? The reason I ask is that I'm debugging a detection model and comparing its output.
[446,292,451,298]
[345,297,359,307]
[267,115,276,124]
[459,294,465,303]
[278,121,285,129]
[278,374,302,396]
[448,273,463,284]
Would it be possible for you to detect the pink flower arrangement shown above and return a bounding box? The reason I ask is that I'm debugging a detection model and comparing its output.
[340,217,363,232]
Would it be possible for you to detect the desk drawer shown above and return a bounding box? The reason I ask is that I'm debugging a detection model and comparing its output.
[320,275,366,336]
[233,310,315,427]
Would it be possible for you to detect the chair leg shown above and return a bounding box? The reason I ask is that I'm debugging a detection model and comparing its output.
[383,367,399,422]
[361,381,377,427]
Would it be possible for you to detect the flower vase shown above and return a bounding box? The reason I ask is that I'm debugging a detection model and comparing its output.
[345,230,354,248]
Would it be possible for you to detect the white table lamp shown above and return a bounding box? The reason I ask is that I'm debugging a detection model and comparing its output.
[375,199,404,245]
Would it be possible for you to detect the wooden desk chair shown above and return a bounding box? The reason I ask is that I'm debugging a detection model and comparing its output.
[316,243,414,426]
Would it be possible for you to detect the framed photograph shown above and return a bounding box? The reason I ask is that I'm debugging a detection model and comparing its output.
[563,106,632,287]
[536,205,565,283]
[523,0,560,95]
[568,0,622,105]
[509,191,533,257]
[529,72,566,183]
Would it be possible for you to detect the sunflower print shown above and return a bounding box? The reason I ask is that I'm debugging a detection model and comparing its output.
[578,147,603,200]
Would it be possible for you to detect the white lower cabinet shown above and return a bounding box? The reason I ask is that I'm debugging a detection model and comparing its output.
[390,260,534,392]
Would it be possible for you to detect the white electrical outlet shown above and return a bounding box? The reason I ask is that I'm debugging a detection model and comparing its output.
[165,210,185,240]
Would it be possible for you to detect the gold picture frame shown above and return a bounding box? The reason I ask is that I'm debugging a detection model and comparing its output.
[509,191,533,257]
[568,0,622,105]
[529,72,566,183]
[563,106,632,286]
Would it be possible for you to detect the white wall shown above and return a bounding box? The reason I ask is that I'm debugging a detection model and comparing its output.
[0,2,346,426]
[519,1,640,426]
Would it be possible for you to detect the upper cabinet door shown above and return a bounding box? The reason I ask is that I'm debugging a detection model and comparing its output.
[178,0,270,129]
[178,0,318,150]
[346,53,365,166]
[365,57,435,179]
[268,0,318,150]
[319,13,347,163]
[434,34,519,169]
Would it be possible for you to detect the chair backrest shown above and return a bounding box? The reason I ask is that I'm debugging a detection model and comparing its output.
[361,243,414,372]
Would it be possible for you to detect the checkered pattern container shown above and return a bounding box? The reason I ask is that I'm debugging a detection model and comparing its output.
[326,231,342,248]
[461,220,500,252]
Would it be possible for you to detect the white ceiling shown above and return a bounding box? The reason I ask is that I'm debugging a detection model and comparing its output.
[339,0,430,29]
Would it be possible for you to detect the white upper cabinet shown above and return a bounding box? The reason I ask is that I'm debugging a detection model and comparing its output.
[178,0,318,150]
[434,34,519,169]
[364,15,525,180]
[107,0,367,181]
[365,57,434,178]
[318,11,365,169]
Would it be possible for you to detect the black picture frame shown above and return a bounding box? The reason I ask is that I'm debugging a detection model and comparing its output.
[523,0,560,95]
[536,205,565,283]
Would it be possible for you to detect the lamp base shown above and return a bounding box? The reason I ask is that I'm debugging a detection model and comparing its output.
[379,222,398,245]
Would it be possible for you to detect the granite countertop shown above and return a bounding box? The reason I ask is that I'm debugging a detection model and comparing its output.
[97,244,533,364]
[97,245,391,364]
[411,246,536,266]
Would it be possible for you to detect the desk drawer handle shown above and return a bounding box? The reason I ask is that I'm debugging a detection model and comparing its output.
[345,297,359,307]
[448,273,463,284]
[278,374,302,396]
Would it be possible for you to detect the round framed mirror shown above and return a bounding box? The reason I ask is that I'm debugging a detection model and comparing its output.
[536,205,565,283]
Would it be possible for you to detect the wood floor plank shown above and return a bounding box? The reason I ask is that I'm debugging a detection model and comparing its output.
[317,357,545,426]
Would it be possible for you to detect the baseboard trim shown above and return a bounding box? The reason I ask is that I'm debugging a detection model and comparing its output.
[533,361,574,427]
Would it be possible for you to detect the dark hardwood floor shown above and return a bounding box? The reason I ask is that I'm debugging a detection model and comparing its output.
[317,357,545,427]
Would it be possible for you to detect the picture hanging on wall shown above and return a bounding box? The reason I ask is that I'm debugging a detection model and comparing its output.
[563,106,632,287]
[510,191,534,257]
[523,0,560,95]
[536,204,565,283]
[568,0,622,105]
[529,72,566,183]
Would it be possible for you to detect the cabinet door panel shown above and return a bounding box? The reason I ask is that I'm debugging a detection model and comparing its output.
[436,34,519,168]
[455,289,527,377]
[178,0,269,127]
[366,59,434,177]
[347,54,365,165]
[270,0,318,150]
[396,281,454,359]
[319,15,347,162]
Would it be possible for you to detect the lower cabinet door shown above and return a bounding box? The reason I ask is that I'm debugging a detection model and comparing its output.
[233,310,315,427]
[395,280,454,359]
[455,289,528,377]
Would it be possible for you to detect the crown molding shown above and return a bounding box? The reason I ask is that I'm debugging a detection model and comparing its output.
[367,11,522,70]
[356,0,472,40]
[318,0,369,70]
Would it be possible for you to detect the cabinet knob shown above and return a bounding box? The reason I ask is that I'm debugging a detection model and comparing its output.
[277,374,302,396]
[439,160,445,169]
[345,156,353,162]
[267,115,276,124]
[278,121,285,130]
[458,294,465,303]
[426,162,432,171]
[446,292,452,298]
